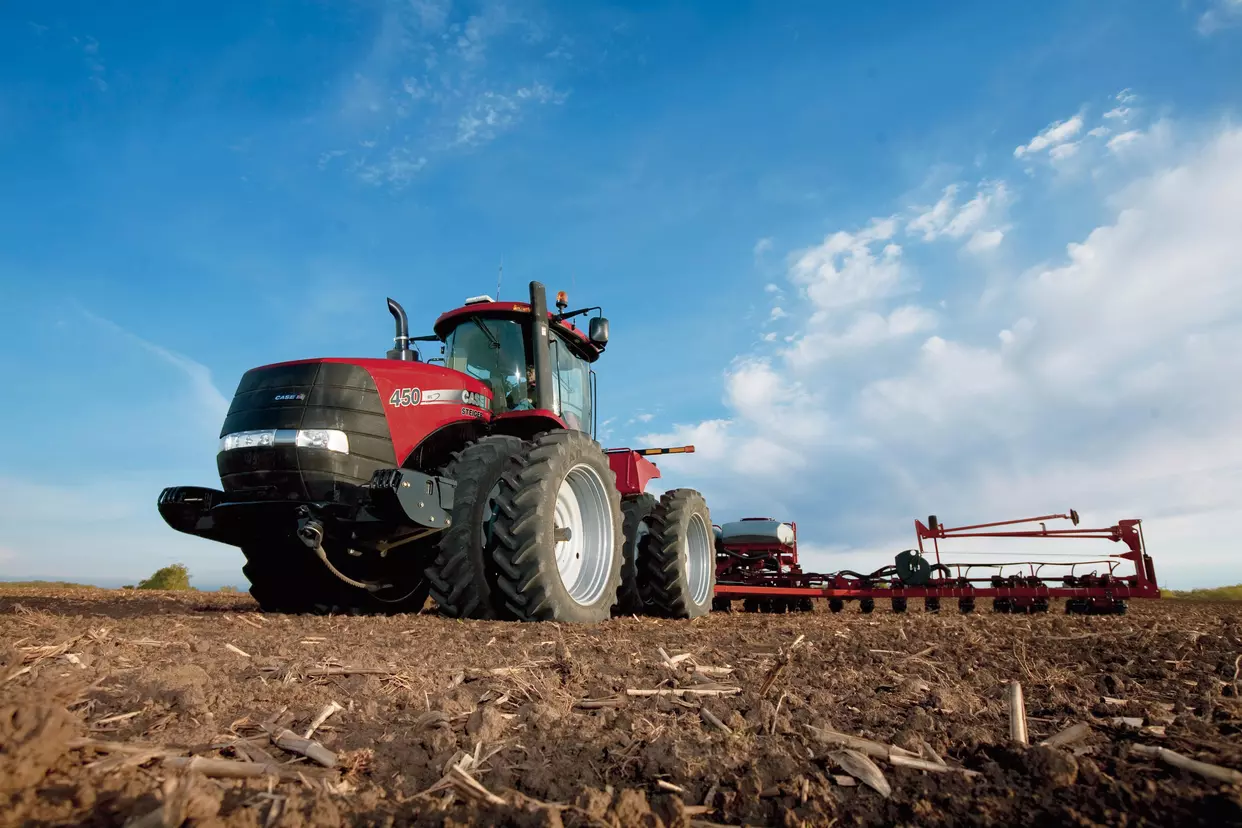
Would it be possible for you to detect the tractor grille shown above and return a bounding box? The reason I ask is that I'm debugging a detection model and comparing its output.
[216,362,396,502]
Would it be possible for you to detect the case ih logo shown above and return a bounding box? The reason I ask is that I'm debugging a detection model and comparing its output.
[273,393,306,401]
[462,390,488,409]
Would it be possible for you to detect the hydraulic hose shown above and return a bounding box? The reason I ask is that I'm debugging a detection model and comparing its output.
[298,519,392,593]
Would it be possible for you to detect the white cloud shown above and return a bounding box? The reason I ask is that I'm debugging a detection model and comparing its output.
[1106,130,1142,153]
[1198,0,1242,34]
[78,307,229,428]
[788,217,905,311]
[907,180,1010,253]
[454,83,567,147]
[1049,141,1079,162]
[74,35,107,91]
[783,305,937,370]
[643,117,1242,588]
[907,184,959,240]
[411,0,452,31]
[1104,90,1139,122]
[966,228,1005,253]
[353,147,428,188]
[1011,91,1175,181]
[324,1,570,187]
[1014,113,1084,158]
[769,306,787,320]
[753,237,774,257]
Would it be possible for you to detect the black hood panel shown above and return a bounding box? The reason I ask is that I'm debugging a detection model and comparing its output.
[217,361,397,502]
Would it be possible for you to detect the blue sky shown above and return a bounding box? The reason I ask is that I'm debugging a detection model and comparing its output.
[2,0,1241,590]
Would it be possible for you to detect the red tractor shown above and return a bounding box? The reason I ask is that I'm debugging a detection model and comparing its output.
[157,282,716,623]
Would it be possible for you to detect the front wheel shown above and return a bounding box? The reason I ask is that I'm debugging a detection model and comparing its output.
[243,536,434,615]
[425,435,526,620]
[491,430,624,623]
[641,488,716,619]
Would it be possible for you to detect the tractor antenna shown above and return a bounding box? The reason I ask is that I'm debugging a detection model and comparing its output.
[496,258,504,301]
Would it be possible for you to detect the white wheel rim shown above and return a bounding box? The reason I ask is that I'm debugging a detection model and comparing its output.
[686,512,713,605]
[554,463,615,606]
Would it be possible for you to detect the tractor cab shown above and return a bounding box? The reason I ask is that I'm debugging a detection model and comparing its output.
[426,285,609,435]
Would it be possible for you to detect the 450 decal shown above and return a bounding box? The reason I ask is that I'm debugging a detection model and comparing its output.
[388,387,421,407]
[387,387,490,409]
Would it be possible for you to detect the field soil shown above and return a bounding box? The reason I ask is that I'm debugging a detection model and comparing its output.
[2,586,1241,827]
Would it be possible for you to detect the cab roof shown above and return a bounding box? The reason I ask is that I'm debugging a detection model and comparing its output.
[433,300,603,362]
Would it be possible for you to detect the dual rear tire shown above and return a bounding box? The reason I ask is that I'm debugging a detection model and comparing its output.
[489,430,625,623]
[425,435,525,620]
[639,488,715,619]
[424,428,716,623]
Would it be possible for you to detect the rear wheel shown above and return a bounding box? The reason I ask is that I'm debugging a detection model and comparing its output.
[491,430,624,623]
[425,435,526,619]
[615,493,657,616]
[641,488,715,619]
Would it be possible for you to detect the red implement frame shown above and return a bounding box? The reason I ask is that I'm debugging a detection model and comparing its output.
[604,445,695,497]
[713,510,1160,615]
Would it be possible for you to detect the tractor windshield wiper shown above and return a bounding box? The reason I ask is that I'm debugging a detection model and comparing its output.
[472,316,501,350]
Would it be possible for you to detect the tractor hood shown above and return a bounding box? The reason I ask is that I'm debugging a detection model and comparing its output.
[217,358,492,502]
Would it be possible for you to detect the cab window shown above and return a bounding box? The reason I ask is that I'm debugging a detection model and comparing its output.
[549,336,592,434]
[443,318,532,414]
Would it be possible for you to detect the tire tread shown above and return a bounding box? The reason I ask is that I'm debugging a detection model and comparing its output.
[641,488,714,619]
[491,430,623,623]
[426,435,526,619]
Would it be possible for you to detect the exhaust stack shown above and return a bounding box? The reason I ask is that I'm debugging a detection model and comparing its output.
[529,281,556,412]
[386,298,416,361]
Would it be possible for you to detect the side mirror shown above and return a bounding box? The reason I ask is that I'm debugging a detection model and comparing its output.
[589,316,610,345]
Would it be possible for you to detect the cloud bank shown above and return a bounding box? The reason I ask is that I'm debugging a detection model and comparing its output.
[642,98,1242,589]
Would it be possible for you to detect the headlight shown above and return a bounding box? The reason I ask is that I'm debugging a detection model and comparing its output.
[218,429,350,455]
[219,430,279,451]
[295,429,350,453]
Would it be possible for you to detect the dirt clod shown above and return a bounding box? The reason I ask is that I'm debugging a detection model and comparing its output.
[612,789,662,828]
[145,664,212,715]
[1023,745,1079,788]
[0,702,76,790]
[467,703,509,743]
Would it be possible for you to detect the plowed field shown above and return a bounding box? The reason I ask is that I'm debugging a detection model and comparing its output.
[3,586,1241,827]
